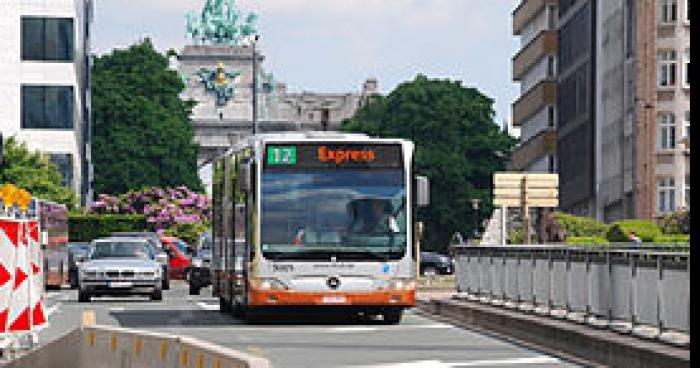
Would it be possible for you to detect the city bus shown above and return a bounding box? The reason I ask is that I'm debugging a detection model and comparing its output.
[30,199,70,289]
[211,132,429,323]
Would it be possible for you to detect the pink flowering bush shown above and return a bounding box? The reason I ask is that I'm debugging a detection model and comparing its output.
[89,186,211,244]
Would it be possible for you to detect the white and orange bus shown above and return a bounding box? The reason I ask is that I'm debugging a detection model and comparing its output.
[211,132,429,323]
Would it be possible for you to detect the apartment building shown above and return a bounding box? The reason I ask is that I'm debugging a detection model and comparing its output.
[654,0,690,217]
[510,0,558,173]
[0,0,93,205]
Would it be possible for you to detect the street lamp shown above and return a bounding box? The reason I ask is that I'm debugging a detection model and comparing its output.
[471,198,481,238]
[242,34,260,135]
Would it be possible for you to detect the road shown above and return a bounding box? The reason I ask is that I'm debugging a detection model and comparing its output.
[37,282,578,368]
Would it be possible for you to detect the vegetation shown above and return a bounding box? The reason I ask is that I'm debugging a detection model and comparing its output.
[342,75,516,251]
[91,39,202,195]
[657,209,690,235]
[565,236,609,244]
[553,212,610,238]
[606,219,663,242]
[88,186,211,245]
[0,137,77,208]
[69,214,147,242]
[652,234,690,243]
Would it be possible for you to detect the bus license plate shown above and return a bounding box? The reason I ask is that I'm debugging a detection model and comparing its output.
[322,296,347,304]
[109,281,132,288]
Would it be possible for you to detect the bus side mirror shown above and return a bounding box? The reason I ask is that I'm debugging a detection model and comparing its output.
[238,161,252,192]
[415,176,429,207]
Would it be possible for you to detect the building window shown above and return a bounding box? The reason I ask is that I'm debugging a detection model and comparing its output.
[659,0,678,24]
[658,50,677,87]
[684,48,690,87]
[658,113,676,150]
[687,0,691,22]
[21,17,74,62]
[683,111,690,138]
[626,0,636,59]
[547,105,556,128]
[547,5,557,30]
[658,177,676,213]
[547,56,556,77]
[48,154,73,188]
[21,85,74,129]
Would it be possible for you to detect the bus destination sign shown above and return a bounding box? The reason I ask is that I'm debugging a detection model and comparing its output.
[264,143,403,169]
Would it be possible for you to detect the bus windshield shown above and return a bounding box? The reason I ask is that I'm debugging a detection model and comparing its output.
[261,169,407,260]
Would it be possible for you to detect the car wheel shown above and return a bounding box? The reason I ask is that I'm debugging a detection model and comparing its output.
[219,297,231,313]
[151,288,163,301]
[232,302,244,319]
[383,309,403,324]
[162,273,170,290]
[78,290,91,303]
[69,272,79,289]
[189,283,200,296]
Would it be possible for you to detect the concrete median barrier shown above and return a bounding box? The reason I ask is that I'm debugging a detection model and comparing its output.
[416,298,690,368]
[6,314,270,368]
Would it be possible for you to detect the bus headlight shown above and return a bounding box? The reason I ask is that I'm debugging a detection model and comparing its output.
[250,278,288,290]
[388,278,416,291]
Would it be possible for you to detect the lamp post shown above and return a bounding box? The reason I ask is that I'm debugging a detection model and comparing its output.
[471,198,481,239]
[250,34,260,135]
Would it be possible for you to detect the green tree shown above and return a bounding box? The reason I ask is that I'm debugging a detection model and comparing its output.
[342,75,516,251]
[0,137,77,207]
[92,39,202,195]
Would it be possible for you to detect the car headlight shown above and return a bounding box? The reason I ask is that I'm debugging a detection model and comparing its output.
[388,278,416,291]
[250,278,287,290]
[81,269,99,278]
[191,258,203,268]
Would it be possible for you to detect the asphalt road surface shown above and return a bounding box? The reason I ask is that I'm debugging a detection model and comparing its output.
[37,282,578,368]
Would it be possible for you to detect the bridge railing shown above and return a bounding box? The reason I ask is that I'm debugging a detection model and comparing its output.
[453,244,690,344]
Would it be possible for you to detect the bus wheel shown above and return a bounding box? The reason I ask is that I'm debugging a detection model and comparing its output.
[219,297,231,313]
[383,309,403,324]
[232,302,244,319]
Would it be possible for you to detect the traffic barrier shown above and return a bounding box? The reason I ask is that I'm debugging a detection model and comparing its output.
[454,245,690,345]
[6,312,271,368]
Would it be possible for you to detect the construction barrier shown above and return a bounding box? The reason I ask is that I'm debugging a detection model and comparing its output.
[0,216,46,335]
[6,317,271,368]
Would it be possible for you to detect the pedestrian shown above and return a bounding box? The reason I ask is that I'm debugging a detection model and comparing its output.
[628,231,642,245]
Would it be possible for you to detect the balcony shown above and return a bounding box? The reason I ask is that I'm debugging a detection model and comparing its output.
[513,0,557,35]
[513,30,557,81]
[509,129,557,170]
[512,80,557,126]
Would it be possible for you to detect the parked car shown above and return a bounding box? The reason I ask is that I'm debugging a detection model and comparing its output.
[420,252,454,275]
[78,237,167,302]
[188,230,212,295]
[67,242,92,289]
[159,236,192,280]
[111,232,170,290]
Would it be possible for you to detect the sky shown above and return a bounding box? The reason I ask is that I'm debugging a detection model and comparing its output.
[93,0,521,129]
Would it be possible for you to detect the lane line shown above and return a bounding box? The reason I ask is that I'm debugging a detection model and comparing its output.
[346,356,561,367]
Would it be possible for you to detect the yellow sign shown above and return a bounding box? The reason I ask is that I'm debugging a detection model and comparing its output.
[493,172,559,208]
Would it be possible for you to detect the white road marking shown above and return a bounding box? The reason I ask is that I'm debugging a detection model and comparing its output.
[346,356,560,367]
[196,302,220,311]
[45,303,61,318]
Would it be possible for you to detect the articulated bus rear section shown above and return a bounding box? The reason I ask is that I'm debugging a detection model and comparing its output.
[211,133,429,323]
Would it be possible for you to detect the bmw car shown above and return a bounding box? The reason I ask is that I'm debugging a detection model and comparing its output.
[79,238,166,302]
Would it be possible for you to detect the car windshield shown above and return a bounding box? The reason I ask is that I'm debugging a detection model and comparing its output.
[261,169,407,260]
[90,241,151,260]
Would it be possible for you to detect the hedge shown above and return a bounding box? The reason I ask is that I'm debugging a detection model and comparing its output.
[69,214,147,242]
[653,234,691,243]
[553,212,610,238]
[565,236,609,244]
[606,219,662,242]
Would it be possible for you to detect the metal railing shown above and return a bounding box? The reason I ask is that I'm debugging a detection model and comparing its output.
[454,244,690,345]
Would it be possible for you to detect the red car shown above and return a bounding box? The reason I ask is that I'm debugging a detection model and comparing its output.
[159,236,192,280]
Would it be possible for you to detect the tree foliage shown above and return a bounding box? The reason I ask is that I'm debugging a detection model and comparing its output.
[92,39,202,195]
[0,137,77,207]
[342,75,516,250]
